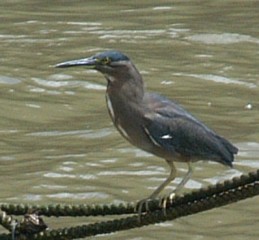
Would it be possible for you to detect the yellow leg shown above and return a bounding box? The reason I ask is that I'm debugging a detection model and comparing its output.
[149,160,177,199]
[173,162,192,195]
[161,162,193,210]
[136,161,193,219]
[169,162,192,199]
[136,161,177,218]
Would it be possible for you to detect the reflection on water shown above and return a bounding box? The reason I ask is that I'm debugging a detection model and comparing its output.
[0,1,258,239]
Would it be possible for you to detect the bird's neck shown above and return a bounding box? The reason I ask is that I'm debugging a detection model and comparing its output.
[106,64,144,104]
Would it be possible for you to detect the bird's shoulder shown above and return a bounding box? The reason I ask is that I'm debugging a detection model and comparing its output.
[143,92,206,126]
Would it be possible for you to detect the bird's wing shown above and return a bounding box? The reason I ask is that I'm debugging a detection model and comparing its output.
[143,110,234,166]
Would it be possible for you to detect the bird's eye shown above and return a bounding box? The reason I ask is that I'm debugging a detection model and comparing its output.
[100,57,111,65]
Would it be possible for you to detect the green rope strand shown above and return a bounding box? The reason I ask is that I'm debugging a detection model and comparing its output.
[0,202,134,217]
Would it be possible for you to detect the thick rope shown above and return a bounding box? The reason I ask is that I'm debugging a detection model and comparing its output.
[0,170,258,240]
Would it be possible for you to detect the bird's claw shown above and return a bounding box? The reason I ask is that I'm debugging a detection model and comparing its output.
[135,192,177,221]
[135,198,153,222]
[159,192,176,216]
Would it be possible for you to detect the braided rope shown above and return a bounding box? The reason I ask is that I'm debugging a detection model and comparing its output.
[0,170,258,240]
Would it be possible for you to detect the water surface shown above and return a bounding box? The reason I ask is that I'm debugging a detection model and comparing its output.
[0,1,258,239]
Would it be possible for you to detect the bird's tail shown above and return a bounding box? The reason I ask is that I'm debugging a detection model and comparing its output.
[216,136,238,167]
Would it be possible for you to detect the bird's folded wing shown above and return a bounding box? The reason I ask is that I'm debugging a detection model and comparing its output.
[143,111,230,161]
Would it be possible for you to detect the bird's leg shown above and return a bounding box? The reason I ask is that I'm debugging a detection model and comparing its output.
[136,161,177,218]
[149,160,177,199]
[173,162,192,196]
[161,162,193,211]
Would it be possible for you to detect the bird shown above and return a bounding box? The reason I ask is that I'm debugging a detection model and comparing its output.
[55,50,238,214]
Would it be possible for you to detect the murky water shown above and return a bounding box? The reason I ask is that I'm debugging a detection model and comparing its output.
[0,1,258,239]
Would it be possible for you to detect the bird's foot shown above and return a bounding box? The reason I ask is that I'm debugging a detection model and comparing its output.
[135,192,177,221]
[159,192,176,216]
[134,198,153,222]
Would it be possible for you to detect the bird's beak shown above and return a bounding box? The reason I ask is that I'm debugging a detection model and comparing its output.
[55,57,97,68]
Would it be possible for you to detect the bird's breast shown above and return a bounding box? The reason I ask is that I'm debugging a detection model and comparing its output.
[105,93,115,121]
[105,93,168,158]
[105,93,132,141]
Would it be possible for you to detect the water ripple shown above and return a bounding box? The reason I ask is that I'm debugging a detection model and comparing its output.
[0,76,21,85]
[44,172,96,180]
[174,73,257,88]
[98,170,163,176]
[46,192,109,200]
[31,76,105,90]
[186,33,259,45]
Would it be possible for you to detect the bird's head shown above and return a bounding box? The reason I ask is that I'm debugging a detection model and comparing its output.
[56,50,144,100]
[55,50,137,83]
